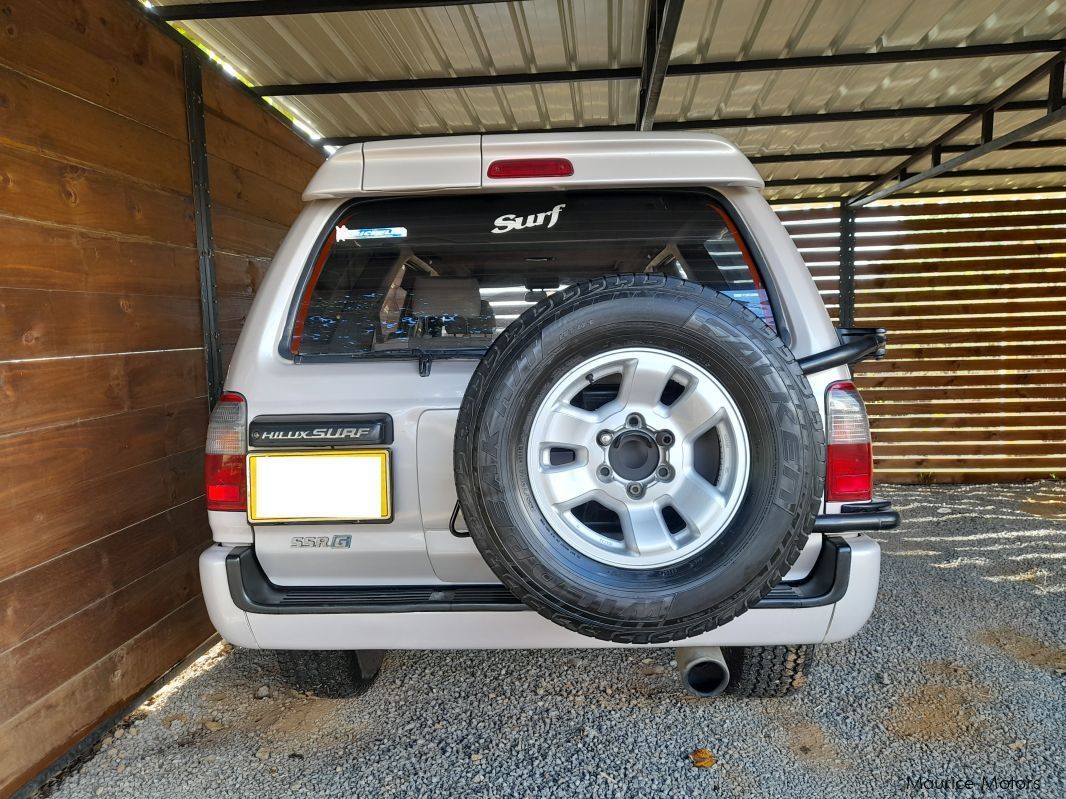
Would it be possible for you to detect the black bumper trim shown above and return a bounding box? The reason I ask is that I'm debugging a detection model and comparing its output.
[227,535,858,616]
[226,548,525,614]
[755,536,852,609]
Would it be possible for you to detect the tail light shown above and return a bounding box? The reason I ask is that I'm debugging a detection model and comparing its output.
[825,381,873,502]
[205,392,247,512]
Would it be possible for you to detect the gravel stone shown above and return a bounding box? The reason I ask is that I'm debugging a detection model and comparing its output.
[36,483,1066,799]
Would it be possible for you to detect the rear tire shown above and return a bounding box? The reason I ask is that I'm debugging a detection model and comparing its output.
[723,644,813,697]
[275,650,384,698]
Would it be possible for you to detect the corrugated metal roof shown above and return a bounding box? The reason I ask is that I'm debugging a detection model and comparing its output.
[153,0,1066,198]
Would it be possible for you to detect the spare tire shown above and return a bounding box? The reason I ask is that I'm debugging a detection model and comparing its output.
[454,274,824,643]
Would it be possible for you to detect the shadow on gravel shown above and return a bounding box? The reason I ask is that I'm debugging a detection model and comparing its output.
[36,482,1066,799]
[877,482,1066,595]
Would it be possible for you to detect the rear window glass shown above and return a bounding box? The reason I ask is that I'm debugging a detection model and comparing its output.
[291,191,773,357]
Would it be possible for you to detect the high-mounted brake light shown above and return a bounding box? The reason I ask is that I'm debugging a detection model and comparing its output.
[825,381,873,503]
[205,392,247,512]
[487,158,575,179]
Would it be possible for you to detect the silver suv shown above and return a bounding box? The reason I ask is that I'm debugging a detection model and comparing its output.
[200,132,898,699]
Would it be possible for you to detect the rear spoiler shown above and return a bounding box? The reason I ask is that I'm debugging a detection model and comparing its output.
[798,327,886,376]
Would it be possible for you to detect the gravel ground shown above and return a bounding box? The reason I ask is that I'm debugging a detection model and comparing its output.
[37,483,1066,799]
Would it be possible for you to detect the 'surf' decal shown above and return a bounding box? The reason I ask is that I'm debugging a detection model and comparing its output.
[492,203,566,234]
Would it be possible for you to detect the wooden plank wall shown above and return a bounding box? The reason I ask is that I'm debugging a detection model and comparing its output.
[203,70,322,371]
[777,193,1066,484]
[0,1,321,795]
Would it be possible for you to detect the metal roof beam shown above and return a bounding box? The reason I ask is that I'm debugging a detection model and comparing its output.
[252,38,1066,96]
[765,164,1066,188]
[254,68,643,97]
[654,100,1046,130]
[749,138,1066,164]
[319,99,1049,146]
[152,0,506,20]
[636,0,685,131]
[848,50,1066,206]
[669,40,1066,78]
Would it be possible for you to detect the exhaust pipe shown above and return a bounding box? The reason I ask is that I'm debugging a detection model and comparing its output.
[676,646,730,698]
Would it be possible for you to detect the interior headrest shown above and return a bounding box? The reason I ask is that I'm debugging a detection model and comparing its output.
[412,277,482,318]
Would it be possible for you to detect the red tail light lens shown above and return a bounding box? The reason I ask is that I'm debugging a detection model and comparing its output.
[486,158,574,179]
[825,381,873,502]
[205,392,247,512]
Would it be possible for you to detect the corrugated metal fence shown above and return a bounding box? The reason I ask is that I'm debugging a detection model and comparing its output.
[776,193,1066,485]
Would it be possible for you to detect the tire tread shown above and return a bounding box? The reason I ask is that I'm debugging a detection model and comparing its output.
[275,650,383,698]
[723,644,814,698]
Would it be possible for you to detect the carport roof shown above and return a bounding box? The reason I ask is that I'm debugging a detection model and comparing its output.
[147,0,1066,201]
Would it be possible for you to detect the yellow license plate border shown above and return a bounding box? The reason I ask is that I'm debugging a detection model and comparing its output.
[246,449,391,524]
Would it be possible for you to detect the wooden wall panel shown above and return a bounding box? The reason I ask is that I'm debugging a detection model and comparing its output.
[0,65,190,194]
[0,599,213,798]
[0,500,207,651]
[0,217,201,296]
[202,75,323,373]
[777,193,1066,486]
[0,26,201,785]
[0,0,186,135]
[0,146,195,245]
[0,1,319,795]
[1,449,205,582]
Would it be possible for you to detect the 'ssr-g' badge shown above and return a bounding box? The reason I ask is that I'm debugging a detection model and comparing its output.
[290,535,352,549]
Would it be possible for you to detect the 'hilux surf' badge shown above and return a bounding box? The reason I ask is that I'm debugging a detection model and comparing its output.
[249,414,392,448]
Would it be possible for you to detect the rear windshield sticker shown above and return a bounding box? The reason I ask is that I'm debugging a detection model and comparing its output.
[491,203,566,235]
[336,225,408,241]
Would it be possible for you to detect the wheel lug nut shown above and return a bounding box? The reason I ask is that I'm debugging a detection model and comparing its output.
[597,430,613,446]
[626,414,643,429]
[598,465,612,480]
[656,465,672,481]
[656,430,674,447]
[627,483,644,498]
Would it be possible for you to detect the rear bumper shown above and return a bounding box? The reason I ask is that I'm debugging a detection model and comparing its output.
[200,532,882,650]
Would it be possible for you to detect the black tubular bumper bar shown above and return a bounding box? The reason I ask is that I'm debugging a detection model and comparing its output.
[815,498,900,533]
[226,527,885,616]
[814,511,899,533]
[799,327,887,375]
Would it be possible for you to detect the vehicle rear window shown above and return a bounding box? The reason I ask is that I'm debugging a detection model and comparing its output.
[291,190,774,357]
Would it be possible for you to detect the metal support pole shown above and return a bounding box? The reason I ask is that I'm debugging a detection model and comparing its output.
[636,0,685,131]
[183,48,224,405]
[838,201,856,329]
[980,110,995,143]
[1050,60,1064,112]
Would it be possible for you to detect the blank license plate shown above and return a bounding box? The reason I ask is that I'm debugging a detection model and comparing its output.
[247,450,390,523]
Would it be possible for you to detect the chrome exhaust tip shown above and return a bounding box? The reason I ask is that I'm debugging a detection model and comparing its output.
[676,646,730,698]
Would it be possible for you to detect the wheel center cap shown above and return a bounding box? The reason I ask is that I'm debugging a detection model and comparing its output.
[609,431,659,481]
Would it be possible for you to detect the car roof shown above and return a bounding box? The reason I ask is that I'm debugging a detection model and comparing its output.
[303,131,764,200]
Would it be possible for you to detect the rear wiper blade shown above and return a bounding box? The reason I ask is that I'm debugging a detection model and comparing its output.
[412,348,485,376]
